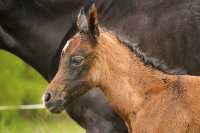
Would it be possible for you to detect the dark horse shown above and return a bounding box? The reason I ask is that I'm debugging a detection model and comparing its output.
[0,0,200,133]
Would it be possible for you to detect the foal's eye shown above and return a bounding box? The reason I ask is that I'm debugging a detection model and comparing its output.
[70,56,85,67]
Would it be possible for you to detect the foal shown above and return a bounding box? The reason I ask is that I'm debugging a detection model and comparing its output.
[44,5,200,133]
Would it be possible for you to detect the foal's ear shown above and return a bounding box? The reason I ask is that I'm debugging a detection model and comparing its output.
[77,4,99,40]
[77,8,89,33]
[87,4,99,39]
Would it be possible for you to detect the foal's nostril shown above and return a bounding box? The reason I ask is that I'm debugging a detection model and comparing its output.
[44,92,52,102]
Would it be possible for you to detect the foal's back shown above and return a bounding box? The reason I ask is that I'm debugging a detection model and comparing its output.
[132,75,200,133]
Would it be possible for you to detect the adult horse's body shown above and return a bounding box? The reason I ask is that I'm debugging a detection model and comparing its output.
[0,0,200,132]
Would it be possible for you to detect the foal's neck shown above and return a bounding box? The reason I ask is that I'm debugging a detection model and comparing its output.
[94,30,176,118]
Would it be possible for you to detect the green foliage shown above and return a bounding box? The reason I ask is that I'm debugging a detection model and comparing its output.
[0,50,47,105]
[0,50,85,133]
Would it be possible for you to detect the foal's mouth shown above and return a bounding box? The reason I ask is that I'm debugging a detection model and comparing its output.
[44,82,90,113]
[43,90,66,113]
[44,93,80,113]
[45,99,65,113]
[43,90,81,113]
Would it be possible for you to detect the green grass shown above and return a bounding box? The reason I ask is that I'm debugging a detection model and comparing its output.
[0,111,84,133]
[0,50,85,133]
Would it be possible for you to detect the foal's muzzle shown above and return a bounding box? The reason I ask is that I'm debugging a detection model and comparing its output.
[43,91,65,113]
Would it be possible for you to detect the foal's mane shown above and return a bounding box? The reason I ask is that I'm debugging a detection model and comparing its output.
[124,41,169,72]
[103,29,185,74]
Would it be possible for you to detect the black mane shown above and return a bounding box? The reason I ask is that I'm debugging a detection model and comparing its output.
[120,37,187,75]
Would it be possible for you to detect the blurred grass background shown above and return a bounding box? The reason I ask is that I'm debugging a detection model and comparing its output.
[0,50,85,133]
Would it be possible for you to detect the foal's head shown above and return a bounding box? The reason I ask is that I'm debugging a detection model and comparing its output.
[43,5,108,113]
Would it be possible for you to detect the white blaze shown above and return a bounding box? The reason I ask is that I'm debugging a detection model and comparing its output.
[62,40,71,53]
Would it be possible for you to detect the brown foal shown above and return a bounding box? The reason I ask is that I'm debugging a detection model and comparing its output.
[44,4,200,133]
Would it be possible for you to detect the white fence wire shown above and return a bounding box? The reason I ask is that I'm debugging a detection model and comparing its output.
[0,104,45,110]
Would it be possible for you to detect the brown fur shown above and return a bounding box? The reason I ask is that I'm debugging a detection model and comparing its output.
[87,29,200,132]
[47,27,200,132]
[46,6,200,133]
